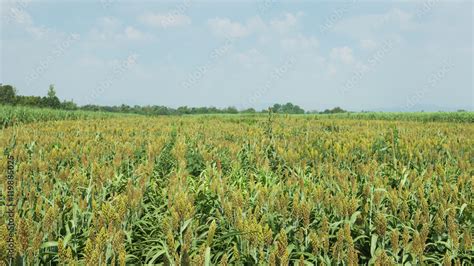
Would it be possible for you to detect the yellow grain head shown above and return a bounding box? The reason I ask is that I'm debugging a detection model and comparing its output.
[412,230,424,260]
[268,247,277,266]
[57,238,64,262]
[298,254,305,266]
[301,200,311,228]
[309,231,319,255]
[0,225,8,260]
[462,227,472,251]
[118,247,126,266]
[219,253,228,266]
[332,227,344,262]
[374,212,387,237]
[84,238,97,265]
[347,242,358,266]
[390,229,399,254]
[16,215,30,256]
[442,251,452,266]
[320,215,330,253]
[402,227,410,248]
[232,244,240,262]
[206,220,217,247]
[374,249,392,266]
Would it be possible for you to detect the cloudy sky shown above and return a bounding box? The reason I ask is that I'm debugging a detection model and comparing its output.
[1,0,472,111]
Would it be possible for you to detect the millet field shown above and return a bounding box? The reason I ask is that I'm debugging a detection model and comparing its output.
[0,110,473,265]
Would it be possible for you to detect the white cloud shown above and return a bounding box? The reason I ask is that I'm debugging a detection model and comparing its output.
[138,12,191,28]
[270,12,303,33]
[90,17,121,40]
[233,48,267,69]
[332,8,415,42]
[330,46,354,65]
[245,17,267,32]
[360,39,377,50]
[99,17,121,30]
[281,34,318,51]
[208,12,303,39]
[372,8,414,31]
[208,17,250,38]
[327,64,337,77]
[1,2,53,39]
[124,26,147,41]
[6,6,32,24]
[90,17,151,41]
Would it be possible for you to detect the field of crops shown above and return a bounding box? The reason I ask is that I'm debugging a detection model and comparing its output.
[0,114,473,265]
[0,105,125,129]
[315,112,474,123]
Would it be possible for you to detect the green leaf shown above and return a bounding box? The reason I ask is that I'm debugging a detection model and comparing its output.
[63,232,73,247]
[459,203,467,217]
[180,218,193,234]
[41,241,58,249]
[400,170,409,188]
[350,211,361,225]
[204,247,211,266]
[147,250,166,265]
[370,234,378,257]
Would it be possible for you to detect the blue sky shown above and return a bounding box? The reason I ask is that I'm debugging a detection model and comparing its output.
[1,0,472,111]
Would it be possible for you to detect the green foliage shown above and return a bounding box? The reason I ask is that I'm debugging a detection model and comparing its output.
[45,84,61,109]
[320,106,347,114]
[0,84,17,104]
[47,84,57,98]
[0,114,472,265]
[185,139,206,177]
[270,102,305,114]
[0,105,125,129]
[241,108,256,113]
[154,131,178,179]
[316,111,474,123]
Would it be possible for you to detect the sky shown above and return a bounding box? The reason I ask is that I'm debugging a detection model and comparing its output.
[1,0,473,111]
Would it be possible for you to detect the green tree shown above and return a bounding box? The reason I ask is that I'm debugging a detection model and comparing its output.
[321,107,347,114]
[0,84,17,105]
[45,84,61,108]
[269,102,305,114]
[16,95,42,106]
[61,100,78,110]
[242,108,256,113]
[47,84,57,98]
[224,106,238,114]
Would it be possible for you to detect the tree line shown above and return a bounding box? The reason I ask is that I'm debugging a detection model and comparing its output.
[0,84,347,115]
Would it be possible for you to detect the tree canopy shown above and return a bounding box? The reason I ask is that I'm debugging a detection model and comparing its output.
[1,83,350,116]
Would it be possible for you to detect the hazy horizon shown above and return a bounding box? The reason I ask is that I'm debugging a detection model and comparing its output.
[1,0,473,112]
